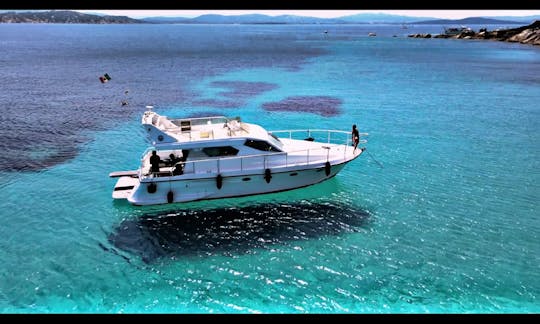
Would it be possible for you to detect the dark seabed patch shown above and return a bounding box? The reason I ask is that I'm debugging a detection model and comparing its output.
[262,96,342,117]
[0,25,327,172]
[192,81,278,109]
[108,201,371,263]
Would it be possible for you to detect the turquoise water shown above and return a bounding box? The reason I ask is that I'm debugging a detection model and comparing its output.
[0,24,538,313]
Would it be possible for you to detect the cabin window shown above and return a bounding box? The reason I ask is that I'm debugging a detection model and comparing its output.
[244,139,282,152]
[202,146,239,157]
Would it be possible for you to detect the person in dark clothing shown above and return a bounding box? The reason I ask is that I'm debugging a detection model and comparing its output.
[352,124,360,152]
[150,150,161,173]
[168,153,180,166]
[172,162,184,176]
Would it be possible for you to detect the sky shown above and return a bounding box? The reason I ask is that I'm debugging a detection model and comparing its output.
[76,10,540,19]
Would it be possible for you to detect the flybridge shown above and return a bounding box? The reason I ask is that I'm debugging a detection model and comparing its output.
[142,106,267,145]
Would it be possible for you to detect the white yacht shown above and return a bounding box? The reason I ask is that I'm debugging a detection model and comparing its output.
[110,107,368,206]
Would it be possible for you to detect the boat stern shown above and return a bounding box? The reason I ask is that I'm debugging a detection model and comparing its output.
[112,176,139,200]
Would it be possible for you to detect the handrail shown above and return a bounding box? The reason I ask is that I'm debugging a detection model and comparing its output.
[139,129,369,180]
[271,129,351,134]
[140,145,359,180]
[271,129,368,136]
[270,129,369,141]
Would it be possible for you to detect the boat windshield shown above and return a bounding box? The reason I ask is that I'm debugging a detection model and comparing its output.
[268,132,283,150]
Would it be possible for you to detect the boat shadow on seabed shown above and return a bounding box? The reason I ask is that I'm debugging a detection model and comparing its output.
[106,201,372,263]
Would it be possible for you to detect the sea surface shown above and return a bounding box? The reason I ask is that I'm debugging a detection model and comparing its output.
[0,23,538,313]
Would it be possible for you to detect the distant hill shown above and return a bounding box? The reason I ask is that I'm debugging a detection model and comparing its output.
[339,13,437,24]
[177,14,345,24]
[141,16,190,24]
[0,10,143,24]
[483,15,540,24]
[272,14,346,24]
[140,14,540,25]
[413,17,522,25]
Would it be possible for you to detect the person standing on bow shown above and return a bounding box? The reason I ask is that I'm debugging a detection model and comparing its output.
[352,124,360,152]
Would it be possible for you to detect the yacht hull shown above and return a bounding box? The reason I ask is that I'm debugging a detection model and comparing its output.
[118,161,352,206]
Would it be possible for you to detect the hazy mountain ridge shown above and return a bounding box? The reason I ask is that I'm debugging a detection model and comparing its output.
[140,13,523,25]
[142,13,347,24]
[483,15,540,23]
[0,10,533,25]
[414,17,523,25]
[338,13,437,23]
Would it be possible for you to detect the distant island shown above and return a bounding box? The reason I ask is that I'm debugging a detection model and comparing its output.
[408,20,540,46]
[0,10,142,24]
[0,10,535,25]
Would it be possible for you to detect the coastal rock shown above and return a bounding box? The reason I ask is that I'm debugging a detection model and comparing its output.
[507,28,540,45]
[455,30,476,38]
[472,20,540,45]
[409,20,540,46]
[408,33,432,38]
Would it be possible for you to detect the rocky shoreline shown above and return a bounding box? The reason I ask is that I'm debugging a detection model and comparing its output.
[408,20,540,46]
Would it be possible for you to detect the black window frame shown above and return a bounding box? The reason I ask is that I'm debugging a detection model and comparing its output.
[243,139,282,152]
[202,146,239,157]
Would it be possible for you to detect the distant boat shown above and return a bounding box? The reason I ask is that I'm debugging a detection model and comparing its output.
[443,26,472,36]
[368,32,376,37]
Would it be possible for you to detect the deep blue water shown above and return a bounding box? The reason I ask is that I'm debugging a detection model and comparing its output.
[0,23,538,313]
